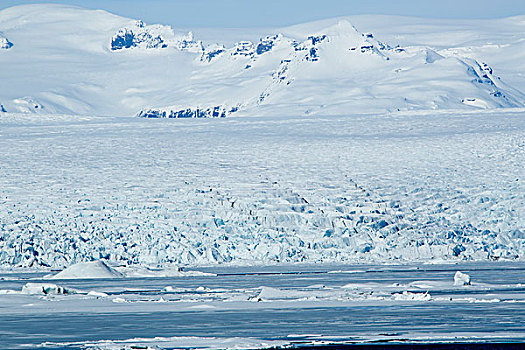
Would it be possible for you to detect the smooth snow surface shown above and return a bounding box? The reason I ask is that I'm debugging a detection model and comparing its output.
[0,110,524,268]
[0,5,524,117]
[0,263,524,349]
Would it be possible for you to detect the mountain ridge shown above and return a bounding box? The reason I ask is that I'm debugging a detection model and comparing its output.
[0,4,524,117]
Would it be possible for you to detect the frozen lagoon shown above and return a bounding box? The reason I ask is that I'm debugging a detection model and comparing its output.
[1,263,524,349]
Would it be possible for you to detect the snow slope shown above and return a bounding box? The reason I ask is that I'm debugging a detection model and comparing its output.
[0,4,524,117]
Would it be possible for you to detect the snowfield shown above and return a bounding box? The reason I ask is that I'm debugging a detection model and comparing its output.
[0,109,523,268]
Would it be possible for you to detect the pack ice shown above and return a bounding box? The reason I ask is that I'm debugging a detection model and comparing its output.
[0,4,524,269]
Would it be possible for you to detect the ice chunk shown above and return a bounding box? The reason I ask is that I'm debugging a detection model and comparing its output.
[256,286,312,300]
[112,297,127,303]
[392,291,431,301]
[49,260,124,280]
[454,271,471,286]
[257,286,288,300]
[87,290,109,297]
[12,97,44,113]
[21,283,67,295]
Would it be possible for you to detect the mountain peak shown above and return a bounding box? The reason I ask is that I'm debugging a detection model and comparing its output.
[320,20,360,37]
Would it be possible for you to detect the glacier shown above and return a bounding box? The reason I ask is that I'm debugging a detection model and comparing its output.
[0,109,523,268]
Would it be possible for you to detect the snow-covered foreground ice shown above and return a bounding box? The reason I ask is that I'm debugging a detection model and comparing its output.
[0,109,523,267]
[0,263,524,349]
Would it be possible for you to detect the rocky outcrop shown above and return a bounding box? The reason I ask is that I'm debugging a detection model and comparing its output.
[256,34,281,55]
[110,20,202,52]
[232,41,255,57]
[0,34,13,49]
[137,105,239,119]
[111,28,137,50]
[293,35,328,62]
[201,34,283,63]
[133,20,522,119]
[111,21,167,50]
[174,32,203,53]
[463,58,524,106]
[201,44,226,62]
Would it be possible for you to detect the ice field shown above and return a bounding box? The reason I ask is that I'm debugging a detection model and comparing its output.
[0,109,523,268]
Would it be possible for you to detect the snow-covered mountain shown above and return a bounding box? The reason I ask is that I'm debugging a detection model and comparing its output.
[0,4,524,117]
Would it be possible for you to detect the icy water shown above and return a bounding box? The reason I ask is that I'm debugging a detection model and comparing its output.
[3,305,525,348]
[1,263,524,349]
